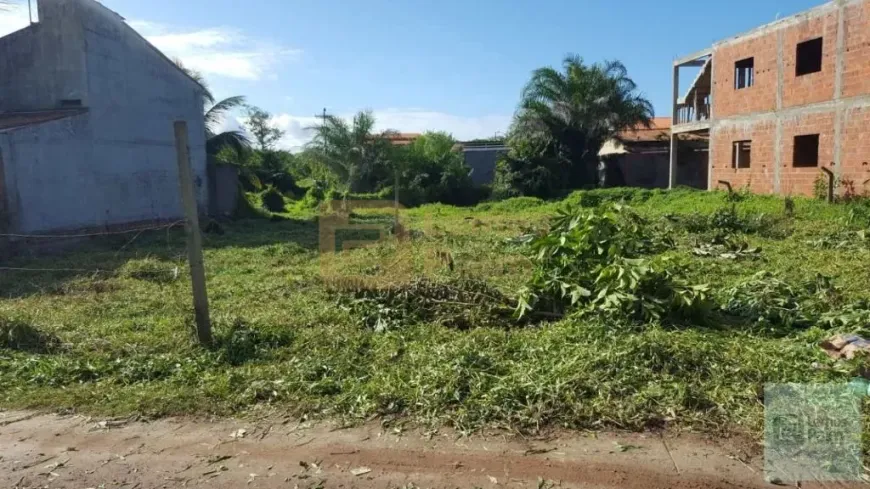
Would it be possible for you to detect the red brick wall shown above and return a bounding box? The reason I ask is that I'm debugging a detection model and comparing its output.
[780,111,835,196]
[841,106,870,195]
[711,36,777,118]
[710,121,776,194]
[781,12,838,109]
[843,2,870,98]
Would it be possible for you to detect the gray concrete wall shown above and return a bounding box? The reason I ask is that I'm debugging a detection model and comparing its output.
[0,0,208,234]
[207,164,239,217]
[464,149,505,185]
[77,0,208,215]
[0,0,89,111]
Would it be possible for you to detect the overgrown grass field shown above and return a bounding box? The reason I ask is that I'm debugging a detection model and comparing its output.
[2,188,870,438]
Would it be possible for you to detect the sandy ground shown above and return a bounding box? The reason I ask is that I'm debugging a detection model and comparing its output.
[0,410,853,488]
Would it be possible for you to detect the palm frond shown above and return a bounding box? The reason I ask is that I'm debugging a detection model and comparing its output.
[205,95,246,133]
[172,58,214,106]
[207,130,250,157]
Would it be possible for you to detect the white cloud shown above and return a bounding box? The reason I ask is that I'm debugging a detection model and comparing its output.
[128,20,300,81]
[0,7,299,82]
[0,3,32,37]
[245,109,511,152]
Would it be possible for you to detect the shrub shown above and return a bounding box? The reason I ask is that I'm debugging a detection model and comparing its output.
[516,204,706,322]
[234,187,271,219]
[261,187,287,213]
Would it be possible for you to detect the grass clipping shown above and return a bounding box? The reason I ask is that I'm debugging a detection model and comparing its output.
[332,277,522,331]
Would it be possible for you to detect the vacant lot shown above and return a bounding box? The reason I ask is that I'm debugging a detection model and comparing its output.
[1,188,869,439]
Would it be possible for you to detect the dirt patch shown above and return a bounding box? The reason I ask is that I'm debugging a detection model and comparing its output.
[0,410,805,488]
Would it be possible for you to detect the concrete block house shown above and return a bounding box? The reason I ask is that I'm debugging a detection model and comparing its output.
[670,0,870,196]
[0,0,207,238]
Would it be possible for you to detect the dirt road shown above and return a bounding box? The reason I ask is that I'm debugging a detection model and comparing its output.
[0,410,805,488]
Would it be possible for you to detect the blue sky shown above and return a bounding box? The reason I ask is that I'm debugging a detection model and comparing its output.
[1,0,823,149]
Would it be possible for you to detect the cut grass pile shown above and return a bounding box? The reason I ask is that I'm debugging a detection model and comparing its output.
[1,188,870,438]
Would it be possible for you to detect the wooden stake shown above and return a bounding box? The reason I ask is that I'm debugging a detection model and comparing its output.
[394,169,400,226]
[174,121,212,345]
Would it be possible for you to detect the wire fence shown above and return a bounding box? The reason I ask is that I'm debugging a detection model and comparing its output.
[0,220,188,277]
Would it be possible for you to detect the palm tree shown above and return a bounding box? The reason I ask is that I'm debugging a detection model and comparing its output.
[174,60,250,159]
[511,55,653,188]
[307,110,395,193]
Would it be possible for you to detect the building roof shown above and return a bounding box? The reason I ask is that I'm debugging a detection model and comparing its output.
[599,117,708,157]
[383,133,421,146]
[0,109,88,132]
[617,117,672,143]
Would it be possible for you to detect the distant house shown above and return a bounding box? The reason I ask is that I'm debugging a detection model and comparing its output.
[599,117,707,189]
[383,133,421,146]
[0,0,207,238]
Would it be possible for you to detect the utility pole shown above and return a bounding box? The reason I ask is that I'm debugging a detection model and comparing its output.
[174,121,212,346]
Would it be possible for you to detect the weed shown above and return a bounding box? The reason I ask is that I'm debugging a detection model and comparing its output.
[215,319,295,366]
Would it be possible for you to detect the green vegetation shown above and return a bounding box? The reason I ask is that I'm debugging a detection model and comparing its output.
[495,55,654,199]
[2,189,869,439]
[184,55,660,214]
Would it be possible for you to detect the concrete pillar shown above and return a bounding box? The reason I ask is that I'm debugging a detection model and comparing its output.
[672,65,680,126]
[670,64,680,188]
[771,30,785,193]
[833,1,846,174]
[669,133,678,189]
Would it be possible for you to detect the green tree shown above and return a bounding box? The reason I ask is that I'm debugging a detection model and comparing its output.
[501,55,653,197]
[402,132,478,205]
[173,60,250,159]
[244,105,285,151]
[307,110,395,193]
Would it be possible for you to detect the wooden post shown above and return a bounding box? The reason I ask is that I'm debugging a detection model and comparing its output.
[394,169,400,226]
[174,121,212,346]
[821,167,836,204]
[669,132,678,189]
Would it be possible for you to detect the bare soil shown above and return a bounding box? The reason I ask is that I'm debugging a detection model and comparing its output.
[0,410,847,488]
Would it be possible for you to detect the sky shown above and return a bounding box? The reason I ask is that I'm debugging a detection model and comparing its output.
[0,0,824,150]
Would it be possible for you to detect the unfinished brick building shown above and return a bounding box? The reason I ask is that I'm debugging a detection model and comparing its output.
[670,0,870,196]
